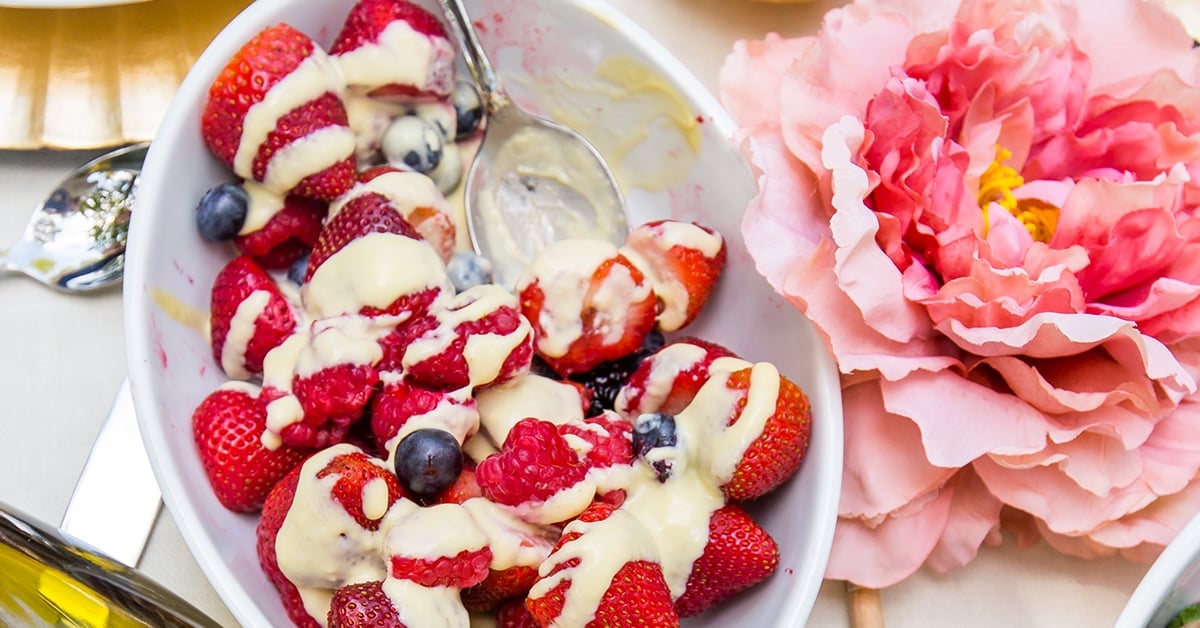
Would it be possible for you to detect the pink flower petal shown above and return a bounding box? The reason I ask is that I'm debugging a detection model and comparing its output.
[719,34,815,135]
[777,0,959,172]
[879,369,1050,467]
[1069,0,1198,91]
[824,116,937,343]
[926,467,1005,572]
[840,379,958,520]
[827,486,954,588]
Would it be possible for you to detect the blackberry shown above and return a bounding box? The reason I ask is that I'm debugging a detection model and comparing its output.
[569,330,665,415]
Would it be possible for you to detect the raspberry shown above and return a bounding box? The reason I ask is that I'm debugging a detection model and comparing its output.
[389,547,492,588]
[476,418,588,506]
[558,415,633,469]
[233,194,325,269]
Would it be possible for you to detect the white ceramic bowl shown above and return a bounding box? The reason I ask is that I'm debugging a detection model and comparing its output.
[1116,509,1200,627]
[125,0,843,625]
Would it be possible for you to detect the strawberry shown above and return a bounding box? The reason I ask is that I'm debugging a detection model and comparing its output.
[328,581,404,628]
[434,464,481,505]
[620,220,726,332]
[718,367,812,502]
[330,0,455,100]
[306,191,421,281]
[256,466,319,628]
[673,505,779,617]
[527,502,680,627]
[496,599,540,628]
[192,384,308,512]
[233,194,326,269]
[369,377,479,451]
[402,285,533,390]
[355,166,456,261]
[476,418,589,514]
[316,447,406,531]
[202,24,355,201]
[517,240,657,376]
[615,338,737,419]
[209,255,296,379]
[258,446,404,628]
[461,565,540,613]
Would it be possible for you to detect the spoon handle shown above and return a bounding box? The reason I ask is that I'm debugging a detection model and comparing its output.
[438,0,507,109]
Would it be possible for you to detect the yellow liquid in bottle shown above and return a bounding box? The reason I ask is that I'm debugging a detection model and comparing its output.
[0,541,149,628]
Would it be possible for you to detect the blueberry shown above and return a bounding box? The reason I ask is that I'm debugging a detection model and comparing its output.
[632,413,677,482]
[409,101,456,141]
[452,80,484,140]
[392,428,463,500]
[382,115,443,176]
[287,252,310,285]
[446,250,494,293]
[428,142,463,195]
[195,182,248,241]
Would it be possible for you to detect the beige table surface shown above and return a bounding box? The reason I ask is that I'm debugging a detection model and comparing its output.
[0,0,1152,626]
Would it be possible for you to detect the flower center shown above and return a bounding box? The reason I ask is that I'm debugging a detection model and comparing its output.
[978,146,1058,243]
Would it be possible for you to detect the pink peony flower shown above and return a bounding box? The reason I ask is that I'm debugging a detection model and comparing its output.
[721,0,1200,588]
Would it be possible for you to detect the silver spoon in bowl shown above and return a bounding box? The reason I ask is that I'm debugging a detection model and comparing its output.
[0,142,147,293]
[438,0,629,288]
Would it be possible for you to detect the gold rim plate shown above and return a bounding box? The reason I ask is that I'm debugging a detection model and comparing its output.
[0,0,250,149]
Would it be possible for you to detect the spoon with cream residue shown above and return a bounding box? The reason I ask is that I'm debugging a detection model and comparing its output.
[0,142,147,293]
[438,0,629,288]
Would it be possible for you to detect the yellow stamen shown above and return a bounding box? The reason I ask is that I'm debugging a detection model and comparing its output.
[977,145,1059,243]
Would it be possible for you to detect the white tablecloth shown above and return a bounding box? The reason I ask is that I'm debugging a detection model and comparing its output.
[0,1,1151,625]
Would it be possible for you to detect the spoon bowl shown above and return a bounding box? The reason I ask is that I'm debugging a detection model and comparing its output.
[0,142,148,293]
[439,0,628,287]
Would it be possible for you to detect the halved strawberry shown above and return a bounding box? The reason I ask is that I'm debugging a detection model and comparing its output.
[327,581,403,628]
[527,502,680,627]
[233,194,326,269]
[517,240,657,376]
[330,0,455,100]
[306,191,421,281]
[434,463,481,505]
[355,166,456,261]
[614,338,737,419]
[402,284,533,390]
[209,255,296,379]
[674,505,779,616]
[718,367,812,502]
[192,384,309,512]
[202,23,355,201]
[620,220,726,331]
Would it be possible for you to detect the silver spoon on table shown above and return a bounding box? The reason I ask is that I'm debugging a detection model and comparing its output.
[438,0,629,288]
[0,142,146,293]
[0,144,210,624]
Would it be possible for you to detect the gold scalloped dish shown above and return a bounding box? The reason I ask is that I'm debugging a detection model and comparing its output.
[0,0,250,149]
